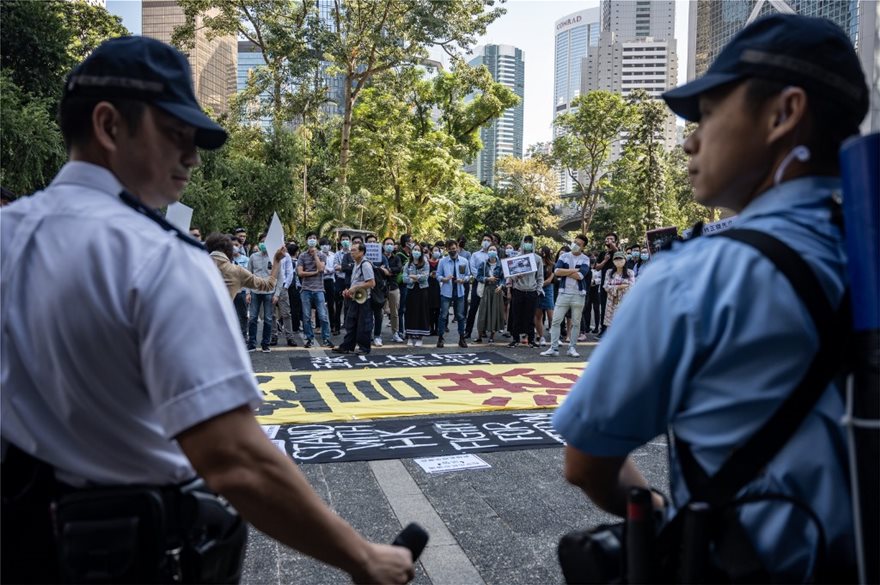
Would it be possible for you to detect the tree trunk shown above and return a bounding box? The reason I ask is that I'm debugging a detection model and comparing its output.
[339,79,354,188]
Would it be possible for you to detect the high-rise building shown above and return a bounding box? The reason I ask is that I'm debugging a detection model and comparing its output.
[688,0,877,131]
[553,8,600,194]
[580,1,678,156]
[236,40,273,128]
[464,44,525,187]
[142,0,236,116]
[688,0,859,80]
[553,8,601,118]
[602,0,675,41]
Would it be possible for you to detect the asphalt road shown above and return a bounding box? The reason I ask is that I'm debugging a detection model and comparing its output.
[241,324,669,584]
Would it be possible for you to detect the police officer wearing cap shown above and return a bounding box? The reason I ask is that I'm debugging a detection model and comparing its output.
[553,15,868,581]
[1,36,413,584]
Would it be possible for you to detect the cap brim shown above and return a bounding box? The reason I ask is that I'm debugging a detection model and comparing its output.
[661,72,743,122]
[154,101,228,149]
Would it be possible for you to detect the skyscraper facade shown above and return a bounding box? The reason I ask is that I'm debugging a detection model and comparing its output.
[688,0,860,79]
[553,7,600,194]
[142,0,236,115]
[601,0,675,41]
[464,44,525,187]
[553,8,601,118]
[582,1,678,156]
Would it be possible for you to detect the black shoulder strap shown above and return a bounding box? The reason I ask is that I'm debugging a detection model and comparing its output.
[119,190,206,251]
[675,228,849,507]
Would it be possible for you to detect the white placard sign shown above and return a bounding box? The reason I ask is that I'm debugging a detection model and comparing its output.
[261,425,280,439]
[413,454,491,474]
[264,212,285,255]
[501,253,538,278]
[165,202,193,233]
[364,242,383,264]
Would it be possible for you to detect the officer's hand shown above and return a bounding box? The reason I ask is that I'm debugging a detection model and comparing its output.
[351,543,414,584]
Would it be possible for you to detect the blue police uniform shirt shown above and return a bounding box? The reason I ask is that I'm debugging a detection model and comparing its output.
[553,177,853,580]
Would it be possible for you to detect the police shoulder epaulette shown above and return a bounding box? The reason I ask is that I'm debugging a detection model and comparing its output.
[118,190,206,251]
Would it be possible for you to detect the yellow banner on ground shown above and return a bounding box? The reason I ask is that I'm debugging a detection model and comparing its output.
[255,361,587,424]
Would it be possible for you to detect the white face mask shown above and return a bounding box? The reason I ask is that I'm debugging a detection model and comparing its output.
[570,243,581,254]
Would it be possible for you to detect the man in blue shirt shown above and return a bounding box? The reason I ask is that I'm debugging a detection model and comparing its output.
[436,239,470,348]
[465,233,493,340]
[553,14,868,580]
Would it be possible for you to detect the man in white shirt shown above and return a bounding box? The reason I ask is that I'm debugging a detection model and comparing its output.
[541,234,590,357]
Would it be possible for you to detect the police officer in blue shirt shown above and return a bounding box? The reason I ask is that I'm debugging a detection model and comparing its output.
[553,15,868,581]
[1,36,413,584]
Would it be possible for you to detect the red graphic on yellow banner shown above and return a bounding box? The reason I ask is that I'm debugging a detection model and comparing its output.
[255,362,586,424]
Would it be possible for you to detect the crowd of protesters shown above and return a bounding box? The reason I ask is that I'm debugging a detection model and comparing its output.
[203,228,650,355]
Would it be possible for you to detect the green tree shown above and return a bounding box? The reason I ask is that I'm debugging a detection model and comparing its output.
[0,0,128,194]
[346,64,516,239]
[552,91,634,234]
[493,155,559,236]
[173,0,321,131]
[0,74,66,194]
[320,0,505,188]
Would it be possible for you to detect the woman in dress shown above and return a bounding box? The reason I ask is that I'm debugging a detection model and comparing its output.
[474,244,505,343]
[603,251,635,330]
[427,244,442,336]
[404,244,431,346]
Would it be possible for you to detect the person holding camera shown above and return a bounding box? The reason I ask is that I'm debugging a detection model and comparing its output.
[553,14,868,581]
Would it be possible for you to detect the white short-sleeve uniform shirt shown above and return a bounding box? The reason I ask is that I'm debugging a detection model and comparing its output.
[1,162,262,486]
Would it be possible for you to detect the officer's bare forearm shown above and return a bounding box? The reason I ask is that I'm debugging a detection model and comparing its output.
[177,407,372,577]
[563,446,654,517]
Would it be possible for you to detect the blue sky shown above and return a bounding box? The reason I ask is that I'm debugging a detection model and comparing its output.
[106,0,690,148]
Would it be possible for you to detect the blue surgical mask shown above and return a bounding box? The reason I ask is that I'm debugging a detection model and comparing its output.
[384,244,394,254]
[432,251,441,259]
[341,240,351,249]
[506,248,515,257]
[640,253,649,261]
[258,243,267,253]
[570,243,581,254]
[522,242,533,252]
[307,238,317,248]
[488,251,498,260]
[481,240,490,250]
[412,250,422,259]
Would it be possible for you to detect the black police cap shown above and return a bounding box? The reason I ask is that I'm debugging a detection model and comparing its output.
[62,36,228,150]
[663,14,868,126]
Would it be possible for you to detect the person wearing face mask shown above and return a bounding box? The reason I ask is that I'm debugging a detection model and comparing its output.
[601,251,635,332]
[634,246,650,278]
[296,232,334,349]
[403,244,431,346]
[396,234,413,336]
[208,233,282,300]
[379,237,403,343]
[474,245,505,343]
[592,232,619,336]
[332,233,353,335]
[535,246,556,346]
[271,239,297,347]
[587,253,602,334]
[334,243,376,355]
[466,233,493,340]
[436,240,470,348]
[319,237,338,334]
[506,235,544,348]
[231,233,251,339]
[247,234,276,352]
[541,235,590,358]
[427,246,442,336]
[499,244,516,336]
